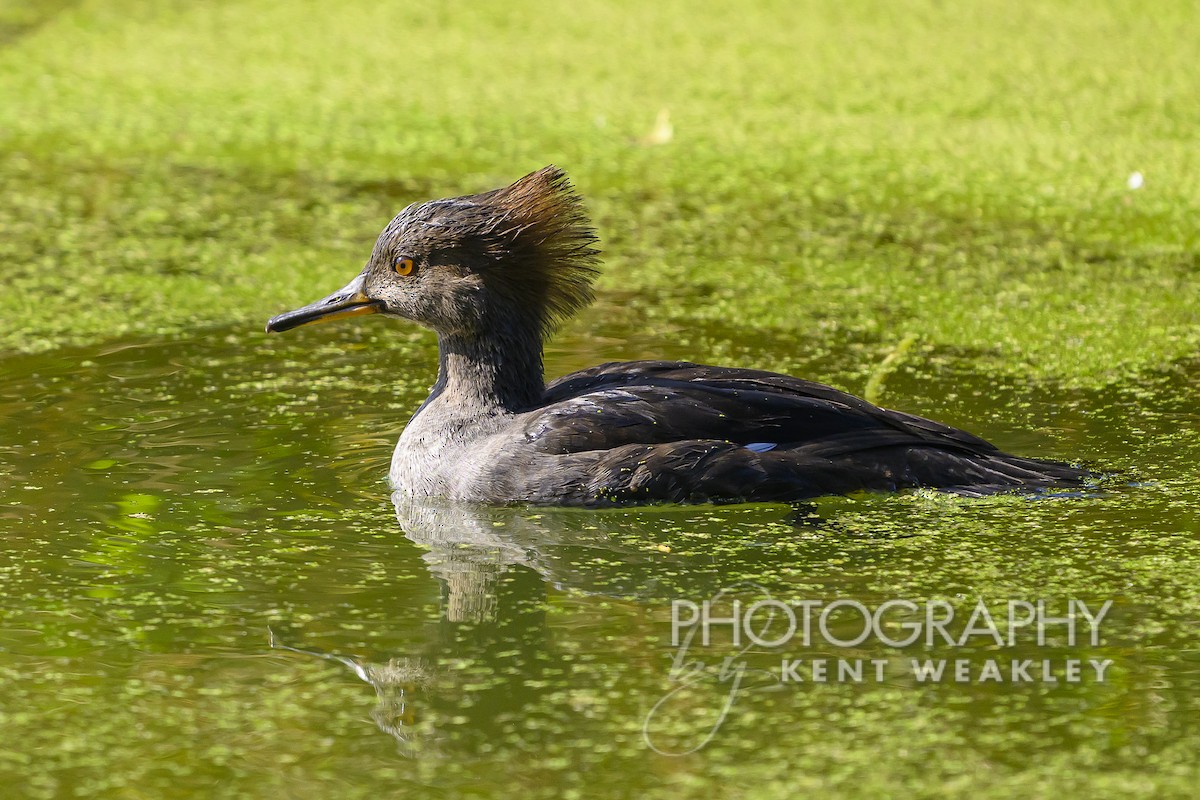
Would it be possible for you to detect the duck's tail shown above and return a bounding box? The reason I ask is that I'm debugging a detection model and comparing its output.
[935,452,1095,497]
[765,434,1097,500]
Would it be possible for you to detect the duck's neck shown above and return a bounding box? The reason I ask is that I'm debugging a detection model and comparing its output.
[427,326,545,418]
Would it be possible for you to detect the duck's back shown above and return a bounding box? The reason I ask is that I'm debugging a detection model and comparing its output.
[507,360,1087,506]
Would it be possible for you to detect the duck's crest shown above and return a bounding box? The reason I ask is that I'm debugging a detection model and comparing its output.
[467,165,601,336]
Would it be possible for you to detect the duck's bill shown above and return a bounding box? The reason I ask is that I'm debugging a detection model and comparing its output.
[265,275,383,333]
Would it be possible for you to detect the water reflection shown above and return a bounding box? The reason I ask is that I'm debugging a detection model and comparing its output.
[391,493,832,619]
[269,629,438,757]
[271,544,568,760]
[265,496,814,756]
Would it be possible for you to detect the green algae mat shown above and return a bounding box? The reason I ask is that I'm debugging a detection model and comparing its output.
[1,1,1198,797]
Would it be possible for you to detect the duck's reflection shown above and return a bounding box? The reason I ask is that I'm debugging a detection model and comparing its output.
[270,555,562,758]
[268,629,438,755]
[271,496,807,756]
[393,493,739,621]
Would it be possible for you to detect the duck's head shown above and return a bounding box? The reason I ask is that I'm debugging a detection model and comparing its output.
[265,166,600,340]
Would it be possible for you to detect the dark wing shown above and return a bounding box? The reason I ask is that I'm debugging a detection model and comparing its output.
[536,360,996,455]
[521,361,1085,505]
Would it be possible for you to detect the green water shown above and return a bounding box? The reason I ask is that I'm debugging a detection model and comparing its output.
[2,315,1199,797]
[3,0,1200,796]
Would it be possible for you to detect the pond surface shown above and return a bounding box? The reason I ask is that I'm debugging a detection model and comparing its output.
[1,315,1199,798]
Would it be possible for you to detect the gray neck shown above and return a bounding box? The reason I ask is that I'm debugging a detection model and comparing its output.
[426,325,545,416]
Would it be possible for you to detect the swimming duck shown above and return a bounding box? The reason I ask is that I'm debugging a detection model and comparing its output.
[266,166,1087,506]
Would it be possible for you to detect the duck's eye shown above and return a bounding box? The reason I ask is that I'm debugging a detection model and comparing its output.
[394,257,416,277]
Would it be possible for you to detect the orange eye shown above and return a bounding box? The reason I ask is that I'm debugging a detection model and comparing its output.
[394,257,415,276]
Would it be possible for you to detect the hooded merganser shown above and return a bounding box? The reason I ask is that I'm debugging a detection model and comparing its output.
[265,166,1088,506]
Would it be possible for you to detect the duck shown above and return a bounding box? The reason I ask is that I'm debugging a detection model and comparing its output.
[265,166,1088,506]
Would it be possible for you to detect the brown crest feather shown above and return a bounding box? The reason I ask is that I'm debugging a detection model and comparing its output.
[460,166,601,336]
